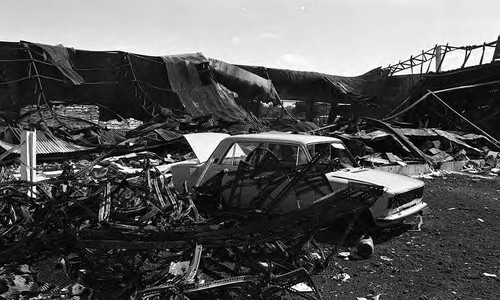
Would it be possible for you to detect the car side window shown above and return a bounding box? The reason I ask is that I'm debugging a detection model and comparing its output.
[311,143,331,159]
[307,143,356,168]
[331,144,355,167]
[268,143,302,168]
[220,142,262,166]
[297,147,308,165]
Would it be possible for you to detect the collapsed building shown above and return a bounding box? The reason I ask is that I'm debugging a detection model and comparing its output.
[0,37,500,299]
[0,42,281,125]
[0,38,499,165]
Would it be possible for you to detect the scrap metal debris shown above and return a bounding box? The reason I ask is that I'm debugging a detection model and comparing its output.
[356,294,381,300]
[0,150,384,299]
[314,117,500,170]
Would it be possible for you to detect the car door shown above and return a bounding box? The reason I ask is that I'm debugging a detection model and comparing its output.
[195,141,263,206]
[223,142,311,212]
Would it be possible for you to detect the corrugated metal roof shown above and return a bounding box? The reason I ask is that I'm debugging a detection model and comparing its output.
[97,129,126,145]
[10,128,93,154]
[154,129,182,142]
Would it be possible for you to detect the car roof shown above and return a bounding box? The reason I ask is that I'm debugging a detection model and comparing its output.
[228,133,342,145]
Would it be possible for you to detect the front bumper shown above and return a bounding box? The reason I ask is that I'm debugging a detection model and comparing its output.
[376,202,428,226]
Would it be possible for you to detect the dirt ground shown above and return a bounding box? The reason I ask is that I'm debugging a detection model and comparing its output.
[2,171,499,299]
[315,173,500,300]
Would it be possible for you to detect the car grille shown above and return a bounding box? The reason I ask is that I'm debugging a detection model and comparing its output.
[388,187,424,209]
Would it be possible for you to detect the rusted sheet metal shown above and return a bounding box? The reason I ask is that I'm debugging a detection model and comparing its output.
[209,58,281,104]
[161,53,261,126]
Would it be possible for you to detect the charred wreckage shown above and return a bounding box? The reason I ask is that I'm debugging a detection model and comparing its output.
[0,37,500,299]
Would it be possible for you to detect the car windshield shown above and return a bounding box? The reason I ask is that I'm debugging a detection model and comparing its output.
[307,142,358,169]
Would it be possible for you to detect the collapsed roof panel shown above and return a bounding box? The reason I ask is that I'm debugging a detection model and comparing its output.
[0,127,93,155]
[32,42,85,85]
[0,41,278,128]
[384,62,500,140]
[237,64,420,118]
[161,53,257,124]
[209,58,281,104]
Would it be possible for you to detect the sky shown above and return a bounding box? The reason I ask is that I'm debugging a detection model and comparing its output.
[1,0,499,76]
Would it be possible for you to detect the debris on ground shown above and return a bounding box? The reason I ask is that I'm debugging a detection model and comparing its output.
[332,272,351,283]
[354,236,375,259]
[483,272,498,278]
[0,148,385,299]
[311,117,500,172]
[356,294,381,300]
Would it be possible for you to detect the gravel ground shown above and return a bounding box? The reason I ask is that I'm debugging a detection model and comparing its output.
[315,172,500,300]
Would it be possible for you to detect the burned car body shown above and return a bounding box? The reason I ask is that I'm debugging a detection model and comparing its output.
[171,133,427,227]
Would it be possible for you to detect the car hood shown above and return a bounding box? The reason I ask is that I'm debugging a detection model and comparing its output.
[329,168,424,194]
[183,132,230,163]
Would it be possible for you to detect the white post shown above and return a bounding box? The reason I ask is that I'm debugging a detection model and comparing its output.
[20,130,36,198]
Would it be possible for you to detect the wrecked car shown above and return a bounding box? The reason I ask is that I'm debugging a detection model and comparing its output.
[171,133,427,227]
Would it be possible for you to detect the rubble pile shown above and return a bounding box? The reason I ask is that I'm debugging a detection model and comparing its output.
[461,151,500,176]
[0,151,384,299]
[0,108,260,166]
[326,117,500,168]
[20,105,100,130]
